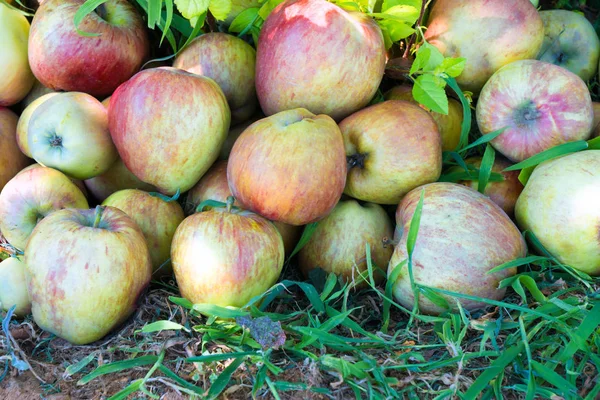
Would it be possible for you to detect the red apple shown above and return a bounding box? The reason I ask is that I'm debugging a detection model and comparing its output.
[424,0,543,94]
[340,100,442,205]
[389,183,527,315]
[477,60,594,162]
[84,158,157,203]
[0,166,88,250]
[28,0,149,97]
[227,108,346,226]
[299,200,394,287]
[255,0,386,121]
[102,189,185,276]
[171,207,284,307]
[1,107,31,192]
[109,67,231,195]
[0,256,31,317]
[173,33,257,124]
[19,163,89,200]
[24,206,152,344]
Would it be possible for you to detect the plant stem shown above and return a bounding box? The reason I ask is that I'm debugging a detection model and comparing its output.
[403,0,428,58]
[93,205,104,228]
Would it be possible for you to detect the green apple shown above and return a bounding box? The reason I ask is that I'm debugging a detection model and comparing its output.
[0,256,31,317]
[20,79,55,111]
[16,92,59,158]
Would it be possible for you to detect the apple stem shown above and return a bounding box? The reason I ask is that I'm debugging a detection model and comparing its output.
[93,205,104,228]
[226,196,235,213]
[347,153,367,170]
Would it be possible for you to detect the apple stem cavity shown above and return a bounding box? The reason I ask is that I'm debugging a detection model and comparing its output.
[93,205,104,229]
[347,153,367,170]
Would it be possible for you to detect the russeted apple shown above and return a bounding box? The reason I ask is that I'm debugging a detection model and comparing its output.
[0,166,88,250]
[0,257,31,317]
[340,100,442,205]
[171,206,284,308]
[477,60,594,162]
[537,10,600,81]
[25,206,152,345]
[384,85,463,152]
[1,107,31,192]
[255,0,386,121]
[227,108,347,226]
[515,150,600,276]
[454,156,523,218]
[109,67,231,195]
[185,160,301,256]
[28,0,149,97]
[389,183,527,315]
[84,158,156,203]
[299,200,394,287]
[27,92,118,180]
[174,33,257,124]
[0,3,35,106]
[424,0,543,94]
[102,189,185,276]
[17,92,59,158]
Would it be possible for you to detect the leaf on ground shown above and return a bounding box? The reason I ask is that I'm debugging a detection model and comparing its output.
[236,315,286,350]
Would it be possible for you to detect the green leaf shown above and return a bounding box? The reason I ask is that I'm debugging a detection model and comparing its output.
[136,320,189,334]
[531,361,578,396]
[287,222,318,260]
[258,0,285,20]
[174,0,209,19]
[477,144,495,194]
[147,0,163,28]
[416,42,445,73]
[206,357,246,400]
[460,127,507,153]
[208,0,232,20]
[186,351,257,363]
[229,7,259,32]
[377,19,415,43]
[503,141,589,172]
[419,287,450,310]
[73,0,109,37]
[63,352,98,378]
[406,189,425,258]
[192,304,249,319]
[587,135,600,149]
[379,5,419,23]
[413,74,448,115]
[382,0,421,12]
[437,57,466,78]
[488,255,548,274]
[444,77,472,151]
[78,356,159,385]
[335,1,362,11]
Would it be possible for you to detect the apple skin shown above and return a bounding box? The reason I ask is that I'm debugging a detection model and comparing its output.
[388,183,526,315]
[171,208,284,307]
[0,166,88,249]
[299,200,393,287]
[84,158,156,203]
[0,257,31,317]
[102,189,185,276]
[109,67,230,195]
[537,10,600,82]
[16,92,59,158]
[340,100,442,205]
[219,113,264,160]
[1,107,31,192]
[384,85,463,152]
[477,60,593,162]
[455,156,524,218]
[28,0,149,97]
[0,3,35,106]
[20,79,56,111]
[255,0,386,121]
[19,163,89,200]
[173,33,257,124]
[592,102,600,138]
[424,0,543,94]
[101,96,111,108]
[28,92,118,180]
[515,150,600,276]
[24,206,152,345]
[227,108,347,226]
[184,160,301,255]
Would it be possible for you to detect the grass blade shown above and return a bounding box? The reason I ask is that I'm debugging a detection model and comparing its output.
[503,141,588,172]
[77,355,159,385]
[477,144,495,194]
[206,356,246,399]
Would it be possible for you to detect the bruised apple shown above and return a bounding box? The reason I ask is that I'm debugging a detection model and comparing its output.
[389,183,527,315]
[171,207,284,307]
[24,206,152,344]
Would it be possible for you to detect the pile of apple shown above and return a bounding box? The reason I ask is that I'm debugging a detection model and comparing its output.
[1,0,599,345]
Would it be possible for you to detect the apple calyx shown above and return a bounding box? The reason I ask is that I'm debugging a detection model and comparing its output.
[49,133,62,148]
[149,188,181,203]
[347,153,367,170]
[514,100,542,126]
[92,205,104,229]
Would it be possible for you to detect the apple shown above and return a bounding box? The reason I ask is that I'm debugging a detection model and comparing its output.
[171,206,284,307]
[0,3,35,106]
[592,102,600,138]
[109,67,230,195]
[173,33,257,124]
[340,100,442,205]
[19,163,89,200]
[84,158,156,203]
[0,166,88,250]
[255,0,386,121]
[1,107,31,192]
[537,10,600,82]
[0,256,31,317]
[101,95,111,109]
[384,85,463,152]
[515,150,600,276]
[219,113,264,160]
[454,156,524,218]
[299,200,394,287]
[20,79,56,110]
[184,160,301,255]
[424,0,543,94]
[389,183,527,315]
[24,206,152,345]
[477,60,594,162]
[28,0,149,97]
[227,108,347,226]
[102,189,185,276]
[27,92,118,180]
[16,92,59,158]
